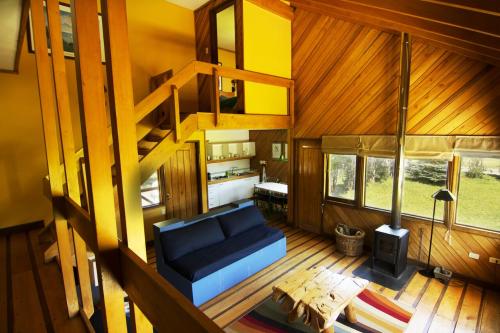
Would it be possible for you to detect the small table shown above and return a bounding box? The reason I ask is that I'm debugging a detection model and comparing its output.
[272,267,369,333]
[254,182,288,195]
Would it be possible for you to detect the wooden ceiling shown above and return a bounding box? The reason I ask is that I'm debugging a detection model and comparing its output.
[290,0,500,67]
[292,9,500,138]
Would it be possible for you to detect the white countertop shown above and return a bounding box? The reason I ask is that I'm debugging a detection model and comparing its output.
[255,182,288,195]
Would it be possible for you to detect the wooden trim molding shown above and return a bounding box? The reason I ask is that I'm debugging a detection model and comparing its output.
[246,0,294,20]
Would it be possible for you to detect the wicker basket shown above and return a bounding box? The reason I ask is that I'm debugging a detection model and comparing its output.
[334,224,365,256]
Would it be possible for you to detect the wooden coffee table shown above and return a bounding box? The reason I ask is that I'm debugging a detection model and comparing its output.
[272,267,369,333]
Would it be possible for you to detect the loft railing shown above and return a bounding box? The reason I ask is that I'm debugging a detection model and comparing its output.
[134,60,295,142]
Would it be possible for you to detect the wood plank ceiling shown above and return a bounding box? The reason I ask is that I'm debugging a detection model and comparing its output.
[290,0,500,67]
[292,8,500,138]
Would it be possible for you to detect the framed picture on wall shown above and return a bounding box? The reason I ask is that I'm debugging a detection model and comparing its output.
[28,2,106,62]
[272,142,282,160]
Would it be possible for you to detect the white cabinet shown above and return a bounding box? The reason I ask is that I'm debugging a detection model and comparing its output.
[208,176,260,209]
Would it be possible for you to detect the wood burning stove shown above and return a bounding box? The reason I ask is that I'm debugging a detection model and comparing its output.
[371,225,409,277]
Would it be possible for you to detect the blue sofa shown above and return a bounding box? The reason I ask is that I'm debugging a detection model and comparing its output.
[153,200,286,306]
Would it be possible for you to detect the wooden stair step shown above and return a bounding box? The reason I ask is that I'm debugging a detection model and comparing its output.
[144,127,171,142]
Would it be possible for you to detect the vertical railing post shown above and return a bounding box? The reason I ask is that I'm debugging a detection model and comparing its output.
[287,82,295,224]
[71,0,127,331]
[171,85,182,142]
[30,0,79,317]
[46,0,94,318]
[212,68,221,126]
[100,0,152,331]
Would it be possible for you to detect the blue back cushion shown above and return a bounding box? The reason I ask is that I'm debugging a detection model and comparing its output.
[217,206,266,237]
[160,217,226,261]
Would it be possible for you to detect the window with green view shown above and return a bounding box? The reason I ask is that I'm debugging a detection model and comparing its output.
[456,156,500,231]
[327,154,357,201]
[365,157,395,210]
[402,159,448,220]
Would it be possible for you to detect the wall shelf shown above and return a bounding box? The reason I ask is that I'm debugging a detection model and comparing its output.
[207,141,256,162]
[207,155,256,164]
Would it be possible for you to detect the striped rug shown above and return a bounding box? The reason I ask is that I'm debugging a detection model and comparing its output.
[225,289,414,333]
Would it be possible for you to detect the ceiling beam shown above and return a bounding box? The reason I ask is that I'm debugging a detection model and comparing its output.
[291,0,500,66]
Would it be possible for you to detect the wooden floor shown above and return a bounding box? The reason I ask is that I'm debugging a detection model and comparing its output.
[147,220,500,332]
[0,228,88,333]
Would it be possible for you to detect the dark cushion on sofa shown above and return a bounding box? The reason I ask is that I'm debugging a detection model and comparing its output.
[168,225,284,282]
[160,218,226,261]
[217,206,266,237]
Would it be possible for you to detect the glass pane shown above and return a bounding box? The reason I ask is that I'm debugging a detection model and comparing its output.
[141,172,160,208]
[365,157,395,210]
[328,154,356,200]
[402,159,448,220]
[457,157,500,231]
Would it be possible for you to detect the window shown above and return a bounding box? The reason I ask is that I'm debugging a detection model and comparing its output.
[365,157,394,210]
[402,159,448,220]
[141,171,161,208]
[456,156,500,231]
[327,154,357,201]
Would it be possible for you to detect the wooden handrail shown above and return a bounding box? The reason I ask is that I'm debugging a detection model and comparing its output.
[120,245,224,333]
[53,196,98,254]
[53,193,223,332]
[134,60,294,127]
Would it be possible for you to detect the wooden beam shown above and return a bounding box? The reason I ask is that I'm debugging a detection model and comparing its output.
[197,112,290,130]
[46,0,94,318]
[135,61,197,123]
[192,131,209,213]
[196,61,293,88]
[100,0,151,331]
[71,0,128,331]
[30,0,79,318]
[119,245,224,333]
[287,83,295,224]
[13,0,29,73]
[139,114,199,183]
[53,197,98,253]
[291,0,500,66]
[247,0,294,20]
[171,85,181,142]
[211,68,220,126]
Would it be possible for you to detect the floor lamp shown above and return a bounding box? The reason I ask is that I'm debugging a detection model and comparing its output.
[419,189,456,278]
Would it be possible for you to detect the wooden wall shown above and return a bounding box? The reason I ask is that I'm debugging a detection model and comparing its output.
[292,8,500,285]
[249,130,288,183]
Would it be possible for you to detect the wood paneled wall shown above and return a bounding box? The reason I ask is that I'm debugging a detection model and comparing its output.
[292,8,500,285]
[293,9,401,138]
[408,40,500,135]
[323,204,500,286]
[249,130,289,183]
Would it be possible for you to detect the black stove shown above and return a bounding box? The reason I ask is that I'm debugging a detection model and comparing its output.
[371,224,409,278]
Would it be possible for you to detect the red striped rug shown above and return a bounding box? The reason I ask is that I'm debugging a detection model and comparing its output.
[225,289,414,333]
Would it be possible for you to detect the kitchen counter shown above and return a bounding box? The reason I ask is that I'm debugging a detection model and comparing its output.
[208,172,260,185]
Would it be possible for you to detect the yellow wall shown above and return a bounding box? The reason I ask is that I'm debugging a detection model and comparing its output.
[242,0,291,115]
[127,0,198,112]
[0,0,198,228]
[218,48,236,92]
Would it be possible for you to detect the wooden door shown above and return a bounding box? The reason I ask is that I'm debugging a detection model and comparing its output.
[295,139,323,233]
[163,143,200,219]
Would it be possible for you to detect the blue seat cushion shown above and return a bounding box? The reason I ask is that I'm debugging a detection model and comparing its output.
[168,225,284,282]
[217,206,266,237]
[160,217,226,262]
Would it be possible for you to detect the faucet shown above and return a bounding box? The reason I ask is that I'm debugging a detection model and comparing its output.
[231,167,237,176]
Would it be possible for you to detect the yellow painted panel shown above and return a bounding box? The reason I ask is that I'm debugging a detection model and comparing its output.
[243,0,291,115]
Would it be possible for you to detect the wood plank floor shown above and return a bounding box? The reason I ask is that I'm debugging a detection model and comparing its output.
[0,228,88,333]
[147,221,500,332]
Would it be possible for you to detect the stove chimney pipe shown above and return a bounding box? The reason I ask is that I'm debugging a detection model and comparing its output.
[390,32,412,230]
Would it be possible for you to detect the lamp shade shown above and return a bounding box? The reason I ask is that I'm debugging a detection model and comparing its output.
[432,189,456,202]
